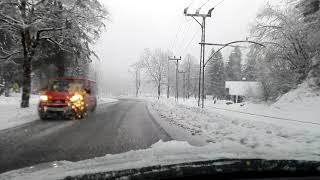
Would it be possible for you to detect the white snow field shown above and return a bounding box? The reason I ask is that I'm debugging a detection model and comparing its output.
[0,94,38,131]
[0,93,118,131]
[144,82,320,160]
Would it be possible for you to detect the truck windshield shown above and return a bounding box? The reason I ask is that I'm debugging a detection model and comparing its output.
[48,80,84,92]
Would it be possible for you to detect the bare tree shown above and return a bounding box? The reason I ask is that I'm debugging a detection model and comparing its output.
[140,49,168,99]
[130,60,144,97]
[181,54,197,99]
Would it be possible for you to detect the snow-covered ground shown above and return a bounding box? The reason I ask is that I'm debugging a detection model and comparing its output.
[1,85,320,179]
[143,83,320,161]
[0,86,320,179]
[157,82,320,126]
[0,94,118,131]
[97,97,118,104]
[0,94,38,131]
[1,139,320,180]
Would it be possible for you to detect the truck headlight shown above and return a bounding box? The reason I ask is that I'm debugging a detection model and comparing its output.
[40,95,48,101]
[70,94,83,102]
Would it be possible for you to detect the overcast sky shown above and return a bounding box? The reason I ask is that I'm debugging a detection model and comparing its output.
[93,0,275,94]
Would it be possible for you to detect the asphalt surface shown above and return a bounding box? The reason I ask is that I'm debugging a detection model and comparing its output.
[0,98,172,174]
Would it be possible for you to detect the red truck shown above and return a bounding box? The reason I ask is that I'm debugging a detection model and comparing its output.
[38,77,97,120]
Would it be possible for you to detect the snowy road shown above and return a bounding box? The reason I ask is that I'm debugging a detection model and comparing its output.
[0,98,171,174]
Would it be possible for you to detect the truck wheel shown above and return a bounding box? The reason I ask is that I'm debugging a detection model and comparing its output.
[91,103,97,112]
[40,114,48,120]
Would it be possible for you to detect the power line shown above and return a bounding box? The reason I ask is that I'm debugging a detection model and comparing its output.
[173,0,210,55]
[170,22,183,53]
[173,19,191,53]
[181,28,200,55]
[206,105,320,126]
[170,18,191,54]
[176,20,194,55]
[187,0,195,8]
[170,19,187,54]
[169,0,196,55]
[200,0,211,9]
[213,0,226,9]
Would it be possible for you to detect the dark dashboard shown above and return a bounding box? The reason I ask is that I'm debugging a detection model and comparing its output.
[64,159,320,180]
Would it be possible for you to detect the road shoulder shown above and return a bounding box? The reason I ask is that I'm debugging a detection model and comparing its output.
[146,100,207,146]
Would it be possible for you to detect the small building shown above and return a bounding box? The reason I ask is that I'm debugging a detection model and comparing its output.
[225,81,264,103]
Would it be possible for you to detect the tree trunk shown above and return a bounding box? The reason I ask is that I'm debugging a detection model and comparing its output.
[20,31,32,108]
[57,64,65,77]
[135,70,139,97]
[4,77,10,97]
[21,55,32,108]
[157,83,161,99]
[187,72,190,99]
[57,53,66,77]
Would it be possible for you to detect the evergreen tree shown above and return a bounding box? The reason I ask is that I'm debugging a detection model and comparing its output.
[225,47,242,81]
[243,47,258,81]
[205,49,226,98]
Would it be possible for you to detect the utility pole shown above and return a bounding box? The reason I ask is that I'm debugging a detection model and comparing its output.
[135,69,141,97]
[186,60,191,99]
[167,58,170,99]
[184,7,215,108]
[187,70,190,99]
[179,71,186,101]
[168,56,182,102]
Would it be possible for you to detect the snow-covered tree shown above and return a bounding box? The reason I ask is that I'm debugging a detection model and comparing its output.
[225,47,242,81]
[140,49,168,99]
[243,47,258,81]
[296,0,320,87]
[205,48,225,98]
[130,60,144,97]
[181,54,197,99]
[0,23,22,96]
[250,1,320,100]
[0,0,108,107]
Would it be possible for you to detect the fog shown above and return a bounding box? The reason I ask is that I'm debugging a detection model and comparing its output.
[93,0,275,95]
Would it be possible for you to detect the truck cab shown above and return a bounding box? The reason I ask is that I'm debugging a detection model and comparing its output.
[38,77,97,120]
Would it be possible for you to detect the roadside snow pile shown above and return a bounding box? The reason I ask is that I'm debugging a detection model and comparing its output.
[0,94,38,131]
[164,82,320,125]
[145,95,320,162]
[271,82,320,122]
[2,140,320,180]
[97,97,118,105]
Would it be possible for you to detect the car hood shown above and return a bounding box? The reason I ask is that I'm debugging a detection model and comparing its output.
[1,140,320,180]
[44,91,68,100]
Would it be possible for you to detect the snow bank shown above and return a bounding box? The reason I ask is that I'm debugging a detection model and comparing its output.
[0,94,38,131]
[97,97,118,105]
[149,97,319,146]
[1,140,320,180]
[141,90,320,169]
[161,82,320,126]
[271,82,320,123]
